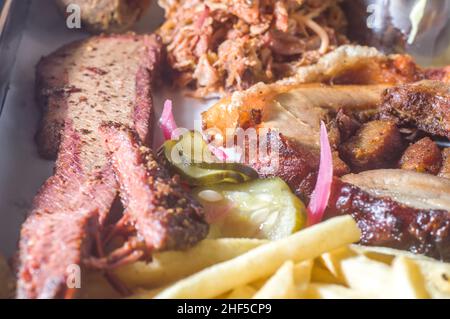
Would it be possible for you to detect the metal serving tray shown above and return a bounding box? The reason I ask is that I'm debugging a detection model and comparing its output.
[0,0,30,116]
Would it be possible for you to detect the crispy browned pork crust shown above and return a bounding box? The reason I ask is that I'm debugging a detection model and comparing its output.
[399,137,442,175]
[100,123,209,251]
[18,34,162,299]
[249,132,450,261]
[380,80,450,139]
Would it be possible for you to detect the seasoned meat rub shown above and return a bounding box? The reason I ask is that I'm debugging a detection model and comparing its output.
[18,34,162,299]
[339,120,404,172]
[380,80,450,139]
[100,123,209,251]
[399,137,442,175]
[36,33,162,159]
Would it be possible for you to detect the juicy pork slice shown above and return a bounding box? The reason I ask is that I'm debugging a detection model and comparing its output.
[100,123,209,251]
[18,34,162,299]
[248,133,450,261]
[399,137,442,175]
[380,80,450,139]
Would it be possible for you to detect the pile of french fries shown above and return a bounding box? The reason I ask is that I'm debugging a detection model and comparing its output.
[79,216,449,299]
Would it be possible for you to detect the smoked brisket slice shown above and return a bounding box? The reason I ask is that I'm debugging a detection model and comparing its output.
[18,34,162,299]
[17,124,118,299]
[100,123,209,251]
[35,33,162,160]
[380,80,450,139]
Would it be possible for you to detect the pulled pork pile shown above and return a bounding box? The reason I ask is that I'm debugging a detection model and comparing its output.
[158,0,349,97]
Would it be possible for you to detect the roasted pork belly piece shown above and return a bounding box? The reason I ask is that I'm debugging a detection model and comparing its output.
[203,83,388,151]
[399,137,442,175]
[326,179,450,260]
[439,148,450,179]
[248,133,450,261]
[100,123,209,252]
[380,80,450,139]
[339,120,404,172]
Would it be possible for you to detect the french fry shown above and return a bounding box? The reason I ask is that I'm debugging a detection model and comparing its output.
[253,261,297,299]
[115,238,266,288]
[154,216,361,299]
[226,285,257,299]
[391,256,429,299]
[413,259,450,299]
[351,244,450,298]
[304,283,374,299]
[293,260,313,285]
[311,263,343,285]
[319,246,357,281]
[340,255,393,297]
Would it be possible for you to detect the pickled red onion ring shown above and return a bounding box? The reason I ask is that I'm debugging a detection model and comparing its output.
[307,121,333,226]
[159,99,178,140]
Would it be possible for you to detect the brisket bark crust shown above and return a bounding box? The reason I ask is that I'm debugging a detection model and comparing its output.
[100,123,209,252]
[17,34,162,299]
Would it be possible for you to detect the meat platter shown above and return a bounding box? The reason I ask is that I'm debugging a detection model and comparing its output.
[1,0,450,299]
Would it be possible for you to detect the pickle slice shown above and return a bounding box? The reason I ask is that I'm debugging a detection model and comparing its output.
[161,131,258,186]
[194,178,306,240]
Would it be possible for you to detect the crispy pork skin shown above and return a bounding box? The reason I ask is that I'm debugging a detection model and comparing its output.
[339,120,404,172]
[399,137,442,175]
[380,80,450,139]
[342,169,450,211]
[18,34,162,299]
[100,123,209,251]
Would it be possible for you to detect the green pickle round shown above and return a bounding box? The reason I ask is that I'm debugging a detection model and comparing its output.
[194,178,307,240]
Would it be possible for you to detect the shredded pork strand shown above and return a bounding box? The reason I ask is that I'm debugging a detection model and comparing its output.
[158,0,349,97]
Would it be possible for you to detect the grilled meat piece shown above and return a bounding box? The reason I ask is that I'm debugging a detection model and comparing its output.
[100,123,209,251]
[399,137,442,175]
[36,33,162,159]
[380,80,450,139]
[248,131,318,203]
[326,179,450,260]
[248,133,450,260]
[17,124,118,299]
[18,34,162,299]
[339,120,404,172]
[439,148,450,179]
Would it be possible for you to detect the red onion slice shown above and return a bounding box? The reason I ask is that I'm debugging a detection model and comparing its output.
[307,121,333,226]
[159,99,178,140]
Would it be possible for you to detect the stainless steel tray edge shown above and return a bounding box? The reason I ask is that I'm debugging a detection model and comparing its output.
[0,0,30,117]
